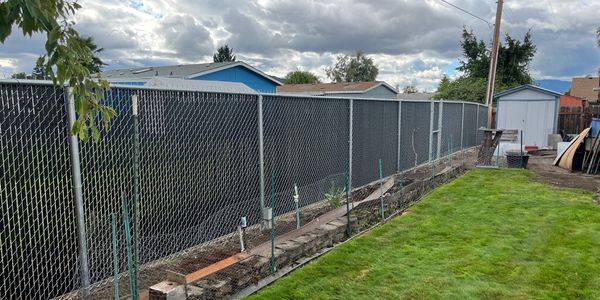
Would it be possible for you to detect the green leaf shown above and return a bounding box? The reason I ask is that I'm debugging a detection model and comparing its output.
[91,125,100,141]
[45,26,60,53]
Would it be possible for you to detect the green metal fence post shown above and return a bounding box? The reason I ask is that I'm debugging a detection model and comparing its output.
[111,213,119,300]
[379,159,384,223]
[121,194,136,299]
[520,130,524,168]
[270,175,276,273]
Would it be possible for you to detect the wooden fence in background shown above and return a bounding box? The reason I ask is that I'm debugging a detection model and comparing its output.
[558,105,600,134]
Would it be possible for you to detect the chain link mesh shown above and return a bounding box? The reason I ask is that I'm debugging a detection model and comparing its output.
[0,83,80,299]
[1,81,488,299]
[399,101,431,171]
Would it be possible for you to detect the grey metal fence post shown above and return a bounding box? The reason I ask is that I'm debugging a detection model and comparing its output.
[460,103,465,150]
[257,95,267,227]
[397,100,402,173]
[348,99,353,207]
[346,98,354,236]
[66,87,91,296]
[437,100,443,159]
[475,103,480,143]
[428,98,435,162]
[131,94,141,299]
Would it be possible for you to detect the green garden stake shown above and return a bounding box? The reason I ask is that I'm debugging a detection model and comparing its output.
[121,195,137,300]
[379,159,384,223]
[520,130,524,169]
[111,213,119,300]
[293,184,300,229]
[270,175,276,273]
[345,161,352,237]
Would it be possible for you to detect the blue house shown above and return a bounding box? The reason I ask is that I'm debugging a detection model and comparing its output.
[102,61,282,93]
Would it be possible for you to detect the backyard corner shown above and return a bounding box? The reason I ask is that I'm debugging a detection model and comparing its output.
[246,169,600,300]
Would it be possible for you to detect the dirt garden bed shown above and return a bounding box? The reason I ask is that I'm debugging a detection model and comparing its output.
[76,148,479,300]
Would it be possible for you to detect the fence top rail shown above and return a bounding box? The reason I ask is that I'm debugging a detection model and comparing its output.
[0,79,487,108]
[0,79,261,97]
[261,92,487,107]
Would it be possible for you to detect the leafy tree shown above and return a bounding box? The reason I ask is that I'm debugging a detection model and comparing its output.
[32,55,47,79]
[0,0,116,141]
[435,27,536,102]
[11,72,29,79]
[284,70,320,84]
[213,44,236,63]
[402,85,418,94]
[76,35,106,73]
[435,76,510,103]
[325,50,378,82]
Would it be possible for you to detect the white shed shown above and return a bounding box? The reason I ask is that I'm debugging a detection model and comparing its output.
[495,84,561,147]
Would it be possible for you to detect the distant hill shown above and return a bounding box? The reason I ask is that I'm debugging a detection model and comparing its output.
[535,79,571,94]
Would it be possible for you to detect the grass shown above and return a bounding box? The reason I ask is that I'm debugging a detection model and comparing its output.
[247,169,600,299]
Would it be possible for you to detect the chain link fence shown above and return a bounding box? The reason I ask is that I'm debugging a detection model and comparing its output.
[0,81,487,299]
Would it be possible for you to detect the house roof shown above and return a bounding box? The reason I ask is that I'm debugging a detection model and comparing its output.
[141,77,257,94]
[398,92,434,100]
[494,84,561,99]
[277,81,398,94]
[570,76,599,103]
[101,61,283,85]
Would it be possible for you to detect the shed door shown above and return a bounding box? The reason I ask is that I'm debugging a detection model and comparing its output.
[497,99,555,146]
[523,101,553,146]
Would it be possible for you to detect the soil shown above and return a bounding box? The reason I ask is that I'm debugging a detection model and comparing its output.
[526,155,600,193]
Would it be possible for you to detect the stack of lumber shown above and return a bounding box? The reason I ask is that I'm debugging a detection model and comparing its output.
[583,129,600,174]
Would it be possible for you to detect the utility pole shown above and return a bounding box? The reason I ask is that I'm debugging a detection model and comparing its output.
[485,0,504,128]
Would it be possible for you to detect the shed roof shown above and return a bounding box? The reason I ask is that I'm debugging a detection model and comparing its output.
[277,81,398,94]
[141,77,257,94]
[494,84,561,99]
[101,61,283,85]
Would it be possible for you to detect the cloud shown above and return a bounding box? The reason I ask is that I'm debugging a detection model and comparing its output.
[1,0,598,91]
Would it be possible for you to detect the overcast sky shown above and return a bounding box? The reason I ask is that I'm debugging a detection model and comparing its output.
[0,0,598,91]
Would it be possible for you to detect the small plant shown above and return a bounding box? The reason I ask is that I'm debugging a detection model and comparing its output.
[325,181,345,208]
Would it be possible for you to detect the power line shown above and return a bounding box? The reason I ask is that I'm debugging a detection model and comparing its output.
[437,0,493,27]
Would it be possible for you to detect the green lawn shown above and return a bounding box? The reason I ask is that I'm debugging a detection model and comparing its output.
[247,169,600,299]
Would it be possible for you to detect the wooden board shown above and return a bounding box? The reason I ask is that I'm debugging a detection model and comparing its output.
[558,128,590,170]
[553,133,582,166]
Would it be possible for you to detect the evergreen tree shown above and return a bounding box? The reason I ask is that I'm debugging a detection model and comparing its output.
[213,45,236,63]
[435,27,536,103]
[32,56,47,80]
[76,36,106,73]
